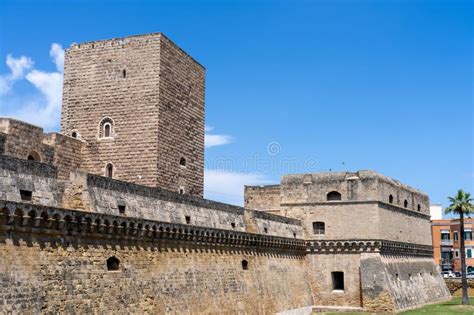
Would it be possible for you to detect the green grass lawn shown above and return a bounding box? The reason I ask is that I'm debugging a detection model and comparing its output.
[400,297,474,314]
[317,297,474,314]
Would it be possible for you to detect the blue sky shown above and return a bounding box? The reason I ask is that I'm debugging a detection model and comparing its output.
[0,0,472,211]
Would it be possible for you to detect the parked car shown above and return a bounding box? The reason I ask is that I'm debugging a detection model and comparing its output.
[455,272,462,278]
[466,272,474,279]
[441,271,455,278]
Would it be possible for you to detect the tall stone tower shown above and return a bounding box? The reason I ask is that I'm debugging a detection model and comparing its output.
[61,33,205,196]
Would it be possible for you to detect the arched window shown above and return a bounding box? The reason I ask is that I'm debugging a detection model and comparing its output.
[104,123,111,137]
[106,164,113,178]
[27,151,41,162]
[99,117,114,138]
[313,221,325,235]
[241,259,249,270]
[327,191,342,201]
[71,131,77,138]
[404,200,408,208]
[106,256,120,271]
[389,195,394,204]
[180,157,186,167]
[417,204,421,212]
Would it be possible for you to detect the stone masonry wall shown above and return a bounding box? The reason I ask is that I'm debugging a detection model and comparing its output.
[61,33,205,196]
[0,155,60,207]
[245,185,281,214]
[84,174,302,238]
[61,34,162,187]
[281,202,431,244]
[156,35,205,197]
[307,252,363,308]
[0,118,54,164]
[360,254,451,313]
[0,202,312,314]
[43,132,83,179]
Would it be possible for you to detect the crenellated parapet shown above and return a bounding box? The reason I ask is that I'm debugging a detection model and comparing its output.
[306,239,433,257]
[0,200,306,251]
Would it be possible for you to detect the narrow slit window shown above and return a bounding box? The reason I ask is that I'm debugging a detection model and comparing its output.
[106,164,113,178]
[242,260,248,270]
[404,200,408,208]
[389,195,394,204]
[185,216,191,224]
[122,69,126,78]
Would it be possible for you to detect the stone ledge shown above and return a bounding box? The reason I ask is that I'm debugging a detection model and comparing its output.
[306,239,433,257]
[0,154,57,178]
[281,200,430,220]
[88,173,302,226]
[0,200,306,251]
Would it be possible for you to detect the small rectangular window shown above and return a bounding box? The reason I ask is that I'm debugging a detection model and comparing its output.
[231,222,236,229]
[185,216,191,224]
[454,232,459,242]
[264,227,268,234]
[465,231,473,241]
[118,205,126,214]
[20,190,32,201]
[332,272,344,291]
[467,248,472,258]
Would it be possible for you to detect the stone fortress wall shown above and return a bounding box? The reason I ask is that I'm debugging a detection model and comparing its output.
[0,32,451,314]
[245,171,432,244]
[0,155,303,239]
[61,33,204,196]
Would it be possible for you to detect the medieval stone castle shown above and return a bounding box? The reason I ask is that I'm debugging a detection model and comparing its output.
[0,33,450,314]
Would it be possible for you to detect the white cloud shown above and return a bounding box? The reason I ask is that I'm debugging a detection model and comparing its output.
[50,43,64,72]
[0,43,64,130]
[204,169,270,206]
[0,55,34,94]
[204,125,233,148]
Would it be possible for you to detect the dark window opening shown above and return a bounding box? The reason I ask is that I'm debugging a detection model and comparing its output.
[106,164,113,178]
[118,205,126,214]
[327,191,342,201]
[395,273,399,279]
[264,227,268,234]
[417,204,421,211]
[231,222,236,229]
[99,118,114,138]
[71,131,77,138]
[27,151,41,162]
[408,273,412,279]
[332,272,344,291]
[104,124,111,137]
[179,187,185,194]
[180,157,186,167]
[122,69,126,78]
[185,216,191,224]
[404,200,408,208]
[389,195,394,204]
[293,232,297,238]
[106,256,120,271]
[313,221,325,235]
[242,259,248,270]
[20,190,32,201]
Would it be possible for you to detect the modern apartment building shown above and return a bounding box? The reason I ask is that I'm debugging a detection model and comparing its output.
[432,217,474,272]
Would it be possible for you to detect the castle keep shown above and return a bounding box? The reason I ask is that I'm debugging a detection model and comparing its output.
[0,33,450,314]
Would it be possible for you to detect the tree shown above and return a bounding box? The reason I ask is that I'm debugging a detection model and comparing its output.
[445,190,474,305]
